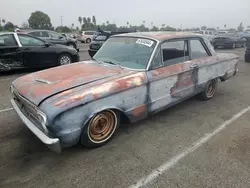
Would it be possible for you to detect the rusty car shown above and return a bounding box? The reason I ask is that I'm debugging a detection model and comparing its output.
[10,32,239,153]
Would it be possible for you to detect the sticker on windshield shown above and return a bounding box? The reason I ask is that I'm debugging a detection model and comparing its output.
[136,38,154,47]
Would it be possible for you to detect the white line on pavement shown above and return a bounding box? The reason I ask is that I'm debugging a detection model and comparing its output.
[129,106,250,188]
[0,108,13,113]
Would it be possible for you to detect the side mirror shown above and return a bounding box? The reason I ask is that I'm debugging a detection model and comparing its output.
[59,35,64,39]
[45,42,50,47]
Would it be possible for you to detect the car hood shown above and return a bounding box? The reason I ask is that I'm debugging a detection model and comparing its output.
[12,61,134,106]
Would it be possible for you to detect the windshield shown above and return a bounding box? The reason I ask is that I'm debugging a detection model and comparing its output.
[93,37,156,69]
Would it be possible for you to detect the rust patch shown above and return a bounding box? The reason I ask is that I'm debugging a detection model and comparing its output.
[132,104,146,116]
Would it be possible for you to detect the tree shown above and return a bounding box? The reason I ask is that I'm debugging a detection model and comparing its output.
[3,22,15,31]
[78,16,82,26]
[224,24,227,28]
[92,16,96,25]
[237,22,244,32]
[106,21,109,25]
[28,11,52,29]
[83,17,87,24]
[201,26,207,30]
[71,23,74,29]
[87,17,91,23]
[55,26,71,33]
[151,26,159,31]
[21,22,29,28]
[2,19,5,24]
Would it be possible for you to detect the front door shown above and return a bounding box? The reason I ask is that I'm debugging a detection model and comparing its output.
[146,39,199,113]
[17,34,56,68]
[0,34,23,70]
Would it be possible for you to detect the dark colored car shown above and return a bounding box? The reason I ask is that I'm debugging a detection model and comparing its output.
[0,32,79,71]
[212,34,247,49]
[19,29,79,52]
[88,27,134,57]
[245,37,250,62]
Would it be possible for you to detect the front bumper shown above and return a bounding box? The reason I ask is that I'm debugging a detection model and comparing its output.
[11,99,61,153]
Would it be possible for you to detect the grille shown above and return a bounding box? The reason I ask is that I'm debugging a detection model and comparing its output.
[12,88,48,133]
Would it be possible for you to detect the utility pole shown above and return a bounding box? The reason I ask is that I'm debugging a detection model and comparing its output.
[61,16,63,26]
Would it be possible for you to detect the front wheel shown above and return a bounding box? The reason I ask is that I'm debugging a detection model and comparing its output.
[58,54,72,65]
[81,110,120,148]
[200,79,218,100]
[86,38,91,43]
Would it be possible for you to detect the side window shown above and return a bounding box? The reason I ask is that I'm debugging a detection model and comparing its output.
[30,32,41,37]
[161,40,189,66]
[190,39,208,59]
[0,34,17,46]
[48,31,60,39]
[41,31,49,37]
[205,31,209,35]
[18,35,45,46]
[152,48,163,69]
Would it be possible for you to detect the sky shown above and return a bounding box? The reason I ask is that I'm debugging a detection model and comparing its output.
[1,0,250,29]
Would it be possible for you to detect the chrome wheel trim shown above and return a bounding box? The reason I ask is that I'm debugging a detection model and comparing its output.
[60,55,71,65]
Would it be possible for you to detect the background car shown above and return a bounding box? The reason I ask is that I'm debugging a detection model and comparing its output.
[19,29,79,51]
[78,31,94,43]
[0,32,79,71]
[212,33,247,49]
[88,28,133,57]
[245,37,250,62]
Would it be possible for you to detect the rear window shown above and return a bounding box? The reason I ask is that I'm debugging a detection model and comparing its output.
[94,35,107,41]
[0,34,17,46]
[84,31,94,35]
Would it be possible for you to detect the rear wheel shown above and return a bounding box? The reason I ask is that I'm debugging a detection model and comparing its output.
[81,110,120,148]
[200,79,218,100]
[245,54,250,63]
[58,54,72,65]
[86,38,91,43]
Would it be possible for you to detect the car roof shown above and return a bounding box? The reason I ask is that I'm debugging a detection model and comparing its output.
[19,29,56,34]
[112,31,203,42]
[0,32,14,35]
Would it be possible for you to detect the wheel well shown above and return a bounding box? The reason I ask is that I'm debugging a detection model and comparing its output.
[112,109,130,124]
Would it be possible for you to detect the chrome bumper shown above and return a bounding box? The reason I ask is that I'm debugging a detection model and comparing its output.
[11,99,61,153]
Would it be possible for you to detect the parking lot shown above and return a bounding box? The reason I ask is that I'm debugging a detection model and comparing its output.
[1,46,250,188]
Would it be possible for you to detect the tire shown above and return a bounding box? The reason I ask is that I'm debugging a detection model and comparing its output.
[199,79,218,100]
[58,54,72,66]
[86,38,91,43]
[245,54,250,63]
[81,110,120,148]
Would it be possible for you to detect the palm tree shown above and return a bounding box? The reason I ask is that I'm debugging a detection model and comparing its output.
[106,21,110,25]
[87,17,91,23]
[92,16,96,25]
[71,23,74,29]
[2,19,5,24]
[78,17,82,26]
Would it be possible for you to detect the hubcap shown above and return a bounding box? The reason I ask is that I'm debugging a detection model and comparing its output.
[206,80,216,97]
[60,56,71,65]
[88,110,117,143]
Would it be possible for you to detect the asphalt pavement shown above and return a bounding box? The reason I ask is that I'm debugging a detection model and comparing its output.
[1,47,250,188]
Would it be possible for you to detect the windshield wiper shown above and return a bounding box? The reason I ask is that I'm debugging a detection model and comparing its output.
[103,60,117,65]
[103,60,123,69]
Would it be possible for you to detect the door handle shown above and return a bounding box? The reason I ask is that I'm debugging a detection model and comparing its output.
[190,64,198,69]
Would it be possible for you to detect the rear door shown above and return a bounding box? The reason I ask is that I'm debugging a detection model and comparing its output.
[147,39,198,113]
[189,38,211,88]
[47,31,66,45]
[0,34,23,70]
[17,34,57,68]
